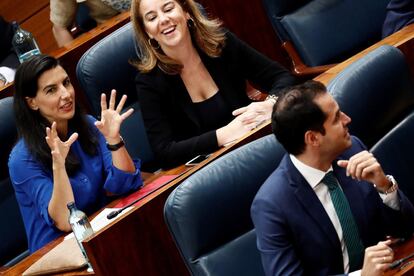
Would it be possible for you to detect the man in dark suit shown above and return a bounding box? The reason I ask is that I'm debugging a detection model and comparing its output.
[251,80,414,275]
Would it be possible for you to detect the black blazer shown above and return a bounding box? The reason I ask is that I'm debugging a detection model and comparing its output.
[136,31,298,168]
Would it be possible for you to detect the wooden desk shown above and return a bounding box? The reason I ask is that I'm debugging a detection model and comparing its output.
[4,122,272,276]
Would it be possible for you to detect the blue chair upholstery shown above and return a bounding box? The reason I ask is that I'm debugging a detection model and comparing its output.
[164,134,286,275]
[262,0,390,74]
[327,45,414,148]
[0,97,29,267]
[76,23,158,171]
[371,112,414,204]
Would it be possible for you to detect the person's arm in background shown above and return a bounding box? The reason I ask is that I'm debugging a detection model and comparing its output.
[50,0,76,47]
[52,25,74,47]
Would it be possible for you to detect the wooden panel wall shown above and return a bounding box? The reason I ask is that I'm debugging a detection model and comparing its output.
[0,0,59,54]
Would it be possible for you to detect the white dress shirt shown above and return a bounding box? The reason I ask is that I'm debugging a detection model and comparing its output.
[289,154,399,274]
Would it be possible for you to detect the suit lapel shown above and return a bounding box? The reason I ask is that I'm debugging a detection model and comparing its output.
[284,156,341,248]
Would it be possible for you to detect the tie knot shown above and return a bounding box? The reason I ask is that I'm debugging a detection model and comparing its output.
[322,171,339,190]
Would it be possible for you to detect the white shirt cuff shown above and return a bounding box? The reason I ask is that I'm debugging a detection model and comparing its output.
[379,189,400,210]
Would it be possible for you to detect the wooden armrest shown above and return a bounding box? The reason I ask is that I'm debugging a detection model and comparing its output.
[282,41,336,78]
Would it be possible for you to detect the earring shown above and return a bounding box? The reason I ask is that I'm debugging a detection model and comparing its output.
[148,38,160,49]
[187,18,195,29]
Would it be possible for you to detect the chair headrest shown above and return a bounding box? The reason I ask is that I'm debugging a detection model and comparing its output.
[274,0,389,66]
[164,134,285,262]
[327,45,414,147]
[371,111,414,205]
[76,22,140,117]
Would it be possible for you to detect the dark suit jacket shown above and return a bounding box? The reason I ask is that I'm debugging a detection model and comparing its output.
[251,136,414,276]
[0,16,18,68]
[382,0,414,38]
[135,31,298,168]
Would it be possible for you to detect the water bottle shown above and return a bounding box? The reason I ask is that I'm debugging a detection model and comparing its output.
[67,202,94,272]
[11,22,41,63]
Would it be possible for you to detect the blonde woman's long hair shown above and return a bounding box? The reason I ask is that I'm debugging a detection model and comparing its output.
[131,0,226,75]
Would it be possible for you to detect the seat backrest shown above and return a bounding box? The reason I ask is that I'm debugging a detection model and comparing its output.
[76,22,157,170]
[371,111,414,204]
[327,45,414,148]
[0,97,29,267]
[164,134,286,275]
[263,0,390,66]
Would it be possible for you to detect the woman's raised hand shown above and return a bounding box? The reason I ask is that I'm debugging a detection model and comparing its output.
[45,122,78,169]
[95,89,134,143]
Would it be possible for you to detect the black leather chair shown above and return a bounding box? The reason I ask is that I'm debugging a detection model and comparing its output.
[0,97,29,267]
[371,112,414,204]
[76,22,158,171]
[327,45,414,148]
[164,134,286,275]
[262,0,390,76]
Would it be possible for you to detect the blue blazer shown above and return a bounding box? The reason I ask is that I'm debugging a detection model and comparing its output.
[251,136,414,275]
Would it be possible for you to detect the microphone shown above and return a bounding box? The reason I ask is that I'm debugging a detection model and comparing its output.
[106,169,191,220]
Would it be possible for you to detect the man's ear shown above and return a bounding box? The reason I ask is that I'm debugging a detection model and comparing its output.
[25,97,39,110]
[304,130,320,148]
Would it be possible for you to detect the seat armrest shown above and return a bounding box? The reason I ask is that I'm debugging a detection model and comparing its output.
[282,41,335,77]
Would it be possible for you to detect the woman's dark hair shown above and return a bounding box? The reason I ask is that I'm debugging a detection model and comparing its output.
[272,80,327,155]
[13,54,98,175]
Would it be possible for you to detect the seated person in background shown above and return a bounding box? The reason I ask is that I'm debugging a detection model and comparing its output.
[382,0,414,38]
[50,0,131,47]
[8,55,142,253]
[0,16,19,87]
[251,81,414,275]
[132,0,299,168]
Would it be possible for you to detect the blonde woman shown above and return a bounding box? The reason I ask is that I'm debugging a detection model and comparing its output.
[132,0,298,167]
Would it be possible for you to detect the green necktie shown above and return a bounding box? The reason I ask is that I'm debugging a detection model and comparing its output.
[322,171,364,271]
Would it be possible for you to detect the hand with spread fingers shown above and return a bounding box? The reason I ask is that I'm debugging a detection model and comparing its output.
[361,240,394,276]
[337,150,390,191]
[45,121,78,169]
[94,89,134,144]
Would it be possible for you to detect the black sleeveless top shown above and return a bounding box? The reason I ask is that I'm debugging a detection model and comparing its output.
[193,92,233,132]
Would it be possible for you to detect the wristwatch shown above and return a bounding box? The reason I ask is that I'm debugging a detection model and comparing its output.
[106,136,125,151]
[379,175,399,195]
[265,94,278,104]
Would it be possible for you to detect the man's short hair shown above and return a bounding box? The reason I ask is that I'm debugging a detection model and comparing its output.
[272,80,327,155]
